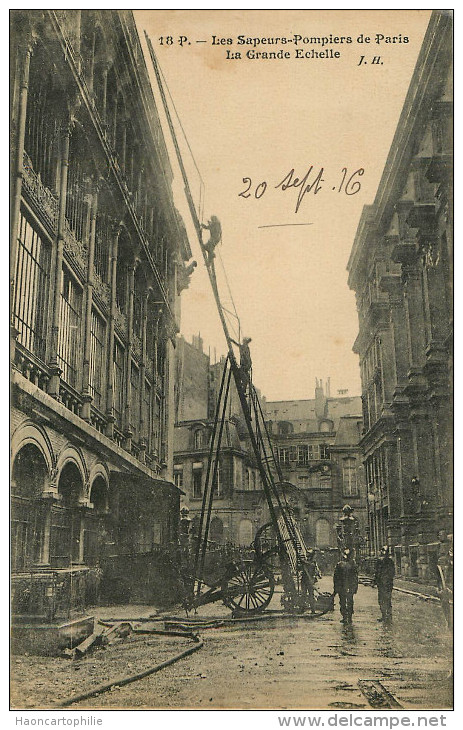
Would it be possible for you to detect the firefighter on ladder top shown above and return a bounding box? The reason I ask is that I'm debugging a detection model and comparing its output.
[201,215,222,265]
[231,336,253,392]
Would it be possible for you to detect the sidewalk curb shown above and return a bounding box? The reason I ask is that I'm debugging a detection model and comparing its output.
[393,586,440,602]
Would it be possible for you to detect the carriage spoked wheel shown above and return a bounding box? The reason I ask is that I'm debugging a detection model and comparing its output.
[221,560,275,615]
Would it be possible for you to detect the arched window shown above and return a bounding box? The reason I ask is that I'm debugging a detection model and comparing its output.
[315,519,331,548]
[11,444,48,571]
[194,429,204,449]
[85,476,108,566]
[210,516,224,544]
[89,476,108,514]
[278,421,293,435]
[51,462,83,567]
[238,519,253,546]
[24,45,64,192]
[319,420,333,433]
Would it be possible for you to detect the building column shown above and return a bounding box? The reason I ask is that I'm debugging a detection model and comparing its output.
[403,264,427,374]
[409,411,436,511]
[81,184,98,421]
[164,333,175,480]
[120,117,127,172]
[395,423,415,518]
[77,496,91,565]
[48,122,72,398]
[138,290,150,461]
[10,40,34,309]
[104,225,120,438]
[150,306,163,461]
[378,323,396,405]
[124,260,137,448]
[36,468,61,567]
[101,66,109,124]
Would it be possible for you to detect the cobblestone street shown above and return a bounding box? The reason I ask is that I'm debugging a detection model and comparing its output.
[11,579,453,710]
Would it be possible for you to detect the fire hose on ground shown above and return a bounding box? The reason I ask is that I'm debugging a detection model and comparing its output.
[55,602,334,707]
[56,629,204,708]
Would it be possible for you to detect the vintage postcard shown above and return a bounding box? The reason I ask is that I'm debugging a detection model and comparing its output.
[9,8,453,716]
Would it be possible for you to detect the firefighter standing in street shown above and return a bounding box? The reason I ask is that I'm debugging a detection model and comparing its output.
[373,545,395,623]
[300,549,321,613]
[333,549,358,624]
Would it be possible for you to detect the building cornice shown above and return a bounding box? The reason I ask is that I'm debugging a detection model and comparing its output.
[347,11,452,292]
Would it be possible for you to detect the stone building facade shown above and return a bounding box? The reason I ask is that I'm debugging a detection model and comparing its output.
[10,10,195,614]
[174,339,366,556]
[265,381,367,556]
[347,11,452,580]
[174,336,269,547]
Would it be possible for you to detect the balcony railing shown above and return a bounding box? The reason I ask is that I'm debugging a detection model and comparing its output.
[59,380,82,417]
[90,405,107,434]
[13,343,50,393]
[22,151,59,232]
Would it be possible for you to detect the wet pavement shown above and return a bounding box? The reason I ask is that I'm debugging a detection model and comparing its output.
[10,579,453,710]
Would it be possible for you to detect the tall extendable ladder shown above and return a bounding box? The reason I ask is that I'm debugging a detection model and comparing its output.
[146,35,310,604]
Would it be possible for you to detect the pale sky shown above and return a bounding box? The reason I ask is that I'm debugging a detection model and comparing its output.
[135,10,432,401]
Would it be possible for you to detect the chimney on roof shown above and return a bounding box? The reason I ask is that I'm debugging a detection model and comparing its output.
[192,333,203,353]
[326,377,331,398]
[315,378,326,419]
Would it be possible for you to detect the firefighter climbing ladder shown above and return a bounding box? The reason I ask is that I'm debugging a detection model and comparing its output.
[146,34,313,612]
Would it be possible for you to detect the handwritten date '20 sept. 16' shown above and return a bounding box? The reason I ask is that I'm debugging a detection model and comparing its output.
[238,167,364,214]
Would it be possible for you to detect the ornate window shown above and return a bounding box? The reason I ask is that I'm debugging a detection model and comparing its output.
[94,208,112,283]
[193,469,202,498]
[298,445,309,466]
[130,363,140,441]
[279,447,289,466]
[174,468,183,490]
[308,444,320,461]
[112,339,125,428]
[342,458,359,497]
[320,444,330,460]
[143,380,152,448]
[13,212,50,360]
[89,308,106,410]
[58,266,83,389]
